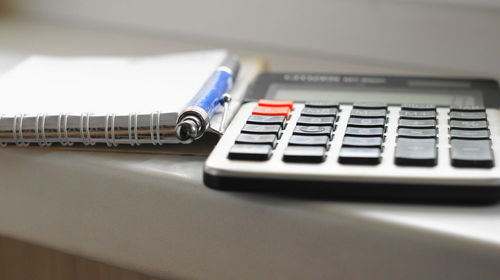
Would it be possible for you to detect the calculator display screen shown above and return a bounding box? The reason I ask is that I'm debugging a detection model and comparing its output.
[271,86,484,106]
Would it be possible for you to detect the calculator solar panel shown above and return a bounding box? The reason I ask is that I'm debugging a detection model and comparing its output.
[204,73,500,202]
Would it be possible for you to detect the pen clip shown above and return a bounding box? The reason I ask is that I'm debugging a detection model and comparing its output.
[219,93,232,131]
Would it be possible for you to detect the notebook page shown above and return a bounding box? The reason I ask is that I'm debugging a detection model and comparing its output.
[0,49,227,116]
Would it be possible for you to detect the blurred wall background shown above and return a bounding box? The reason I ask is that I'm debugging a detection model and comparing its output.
[2,0,500,77]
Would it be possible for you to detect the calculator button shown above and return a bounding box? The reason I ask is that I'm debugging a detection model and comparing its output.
[450,129,490,140]
[344,127,385,137]
[247,115,285,127]
[342,136,383,147]
[297,116,335,126]
[399,110,436,119]
[253,106,290,119]
[395,138,437,166]
[450,139,494,167]
[283,146,326,163]
[293,125,333,137]
[305,101,339,108]
[449,111,487,120]
[449,120,488,130]
[398,119,436,128]
[401,103,436,111]
[228,144,272,161]
[258,99,294,109]
[301,107,338,117]
[350,109,387,118]
[450,105,485,112]
[236,133,277,146]
[242,124,281,135]
[348,117,386,127]
[338,147,381,165]
[353,102,387,109]
[288,135,330,147]
[397,128,437,138]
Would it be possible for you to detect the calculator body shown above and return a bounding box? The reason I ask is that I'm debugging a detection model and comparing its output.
[204,73,500,202]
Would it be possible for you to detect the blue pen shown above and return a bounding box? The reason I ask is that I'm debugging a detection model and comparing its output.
[176,55,240,141]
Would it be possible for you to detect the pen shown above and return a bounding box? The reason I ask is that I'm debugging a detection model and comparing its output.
[175,55,240,141]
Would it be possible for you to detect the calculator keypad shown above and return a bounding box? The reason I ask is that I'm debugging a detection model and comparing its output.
[448,106,494,167]
[227,100,495,169]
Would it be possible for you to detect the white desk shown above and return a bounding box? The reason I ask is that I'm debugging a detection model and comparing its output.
[0,15,499,280]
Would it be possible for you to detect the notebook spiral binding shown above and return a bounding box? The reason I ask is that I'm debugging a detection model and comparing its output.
[1,112,177,147]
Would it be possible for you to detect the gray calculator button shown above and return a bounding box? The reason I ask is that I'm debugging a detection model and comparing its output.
[294,125,333,136]
[395,138,437,166]
[342,136,383,147]
[236,133,277,146]
[450,105,485,112]
[449,120,488,130]
[344,127,385,137]
[242,124,281,135]
[301,107,338,117]
[401,103,436,111]
[348,117,386,127]
[398,119,436,128]
[451,139,494,167]
[353,102,387,109]
[338,147,381,165]
[228,144,272,161]
[247,115,285,127]
[449,111,487,120]
[297,116,335,126]
[288,135,330,146]
[399,110,436,119]
[283,146,326,163]
[450,129,490,140]
[397,128,437,138]
[350,109,387,118]
[305,101,339,108]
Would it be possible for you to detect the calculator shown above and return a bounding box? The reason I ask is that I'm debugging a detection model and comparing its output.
[204,73,500,202]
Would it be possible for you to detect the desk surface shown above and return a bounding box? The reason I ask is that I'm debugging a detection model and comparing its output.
[0,15,500,280]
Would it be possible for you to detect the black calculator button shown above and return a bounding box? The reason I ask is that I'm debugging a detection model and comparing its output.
[401,103,436,111]
[305,101,339,108]
[228,144,272,161]
[297,116,335,126]
[450,139,494,168]
[288,135,330,147]
[450,105,485,112]
[236,133,277,146]
[352,102,387,109]
[399,110,436,119]
[293,125,333,136]
[350,109,387,118]
[449,111,487,120]
[344,127,385,137]
[397,128,437,138]
[242,124,281,135]
[398,119,436,129]
[301,107,338,117]
[342,136,383,147]
[450,129,490,140]
[338,147,381,165]
[395,138,437,166]
[247,115,285,127]
[449,120,488,130]
[283,146,326,163]
[348,117,386,127]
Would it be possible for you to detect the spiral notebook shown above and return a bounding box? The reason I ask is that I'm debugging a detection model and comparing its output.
[0,50,266,154]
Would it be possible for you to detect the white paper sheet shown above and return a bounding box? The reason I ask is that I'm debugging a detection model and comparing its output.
[0,49,227,116]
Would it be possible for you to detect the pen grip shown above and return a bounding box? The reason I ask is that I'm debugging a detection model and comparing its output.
[191,70,232,118]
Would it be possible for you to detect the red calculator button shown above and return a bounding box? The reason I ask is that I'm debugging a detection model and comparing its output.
[253,106,291,119]
[258,99,294,109]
